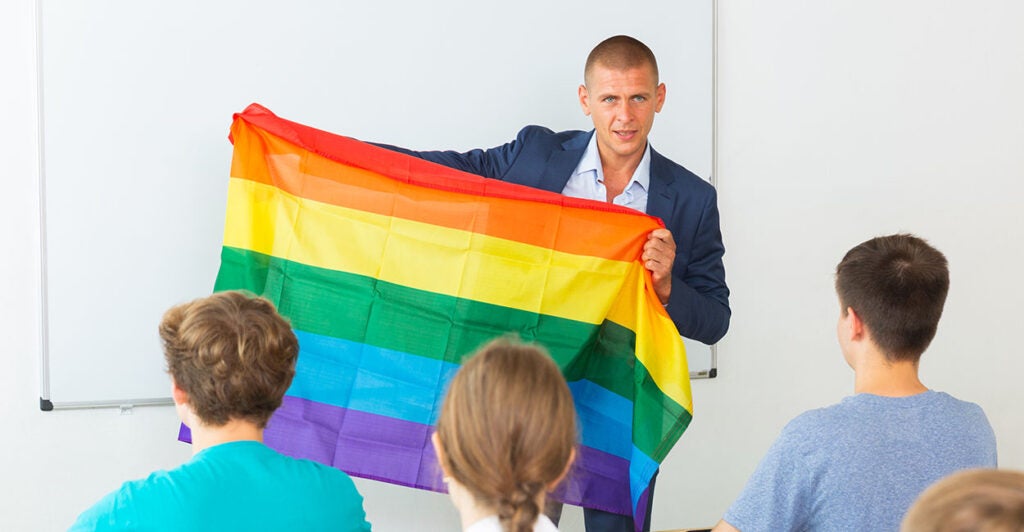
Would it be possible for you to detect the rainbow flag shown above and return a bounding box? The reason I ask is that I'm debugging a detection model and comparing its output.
[200,103,693,526]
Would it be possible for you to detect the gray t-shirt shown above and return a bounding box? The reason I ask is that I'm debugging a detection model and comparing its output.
[723,391,997,531]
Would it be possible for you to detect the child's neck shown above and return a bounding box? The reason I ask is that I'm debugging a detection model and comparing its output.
[188,418,263,455]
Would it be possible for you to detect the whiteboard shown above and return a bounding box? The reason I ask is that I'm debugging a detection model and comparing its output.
[37,0,715,409]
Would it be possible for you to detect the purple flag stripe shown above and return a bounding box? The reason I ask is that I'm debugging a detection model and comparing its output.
[265,396,442,492]
[261,396,635,515]
[634,486,653,531]
[178,396,634,516]
[175,396,635,516]
[553,445,633,516]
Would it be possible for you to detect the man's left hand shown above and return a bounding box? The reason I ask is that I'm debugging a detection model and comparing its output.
[642,228,675,305]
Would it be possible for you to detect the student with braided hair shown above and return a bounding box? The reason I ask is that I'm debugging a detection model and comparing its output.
[432,338,577,532]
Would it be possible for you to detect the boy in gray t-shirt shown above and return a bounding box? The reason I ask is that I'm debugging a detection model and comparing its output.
[713,234,997,532]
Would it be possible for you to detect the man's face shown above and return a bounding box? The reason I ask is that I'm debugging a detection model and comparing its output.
[578,62,665,167]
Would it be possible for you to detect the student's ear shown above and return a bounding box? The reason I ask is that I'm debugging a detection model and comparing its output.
[549,447,577,491]
[170,378,195,427]
[170,378,189,406]
[845,307,865,339]
[431,432,452,477]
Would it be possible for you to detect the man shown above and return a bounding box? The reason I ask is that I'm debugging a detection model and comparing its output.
[383,35,730,346]
[71,291,372,531]
[713,234,997,532]
[382,35,730,531]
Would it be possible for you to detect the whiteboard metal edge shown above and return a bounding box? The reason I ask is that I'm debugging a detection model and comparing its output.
[690,0,720,380]
[710,0,720,379]
[47,398,174,410]
[35,0,53,409]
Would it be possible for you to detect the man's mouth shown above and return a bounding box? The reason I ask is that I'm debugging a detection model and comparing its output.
[614,130,637,141]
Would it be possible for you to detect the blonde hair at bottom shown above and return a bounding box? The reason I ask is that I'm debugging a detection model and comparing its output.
[436,337,577,532]
[901,468,1024,532]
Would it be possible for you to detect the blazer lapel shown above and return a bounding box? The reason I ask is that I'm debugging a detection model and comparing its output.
[535,131,592,193]
[646,148,678,223]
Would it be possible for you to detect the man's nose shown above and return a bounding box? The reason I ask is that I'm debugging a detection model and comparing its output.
[614,100,632,122]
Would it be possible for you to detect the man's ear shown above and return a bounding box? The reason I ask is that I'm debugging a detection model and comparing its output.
[578,84,592,116]
[431,432,451,477]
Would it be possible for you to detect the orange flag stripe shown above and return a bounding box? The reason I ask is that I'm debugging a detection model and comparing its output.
[231,105,663,263]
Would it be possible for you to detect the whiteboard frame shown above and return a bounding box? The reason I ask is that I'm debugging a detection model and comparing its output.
[35,0,720,410]
[697,0,721,380]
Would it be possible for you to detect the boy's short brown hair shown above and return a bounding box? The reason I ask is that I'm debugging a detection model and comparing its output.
[835,234,949,362]
[160,291,298,427]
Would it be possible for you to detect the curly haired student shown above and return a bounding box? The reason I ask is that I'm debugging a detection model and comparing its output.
[71,291,371,531]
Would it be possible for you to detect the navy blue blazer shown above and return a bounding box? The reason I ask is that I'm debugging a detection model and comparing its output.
[382,126,730,344]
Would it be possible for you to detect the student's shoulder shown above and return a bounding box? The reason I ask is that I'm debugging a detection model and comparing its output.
[785,401,849,429]
[69,472,169,531]
[279,455,371,527]
[70,488,124,531]
[774,401,854,446]
[276,452,360,490]
[930,390,985,409]
[929,391,993,425]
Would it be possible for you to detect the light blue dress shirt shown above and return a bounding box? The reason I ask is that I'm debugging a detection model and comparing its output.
[561,131,652,213]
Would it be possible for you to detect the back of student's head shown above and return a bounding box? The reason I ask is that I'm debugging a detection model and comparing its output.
[435,338,576,532]
[835,233,949,362]
[160,290,298,428]
[902,469,1024,532]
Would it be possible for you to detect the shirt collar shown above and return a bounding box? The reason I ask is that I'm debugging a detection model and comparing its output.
[576,131,652,192]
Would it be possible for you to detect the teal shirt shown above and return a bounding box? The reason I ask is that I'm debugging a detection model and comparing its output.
[71,441,371,531]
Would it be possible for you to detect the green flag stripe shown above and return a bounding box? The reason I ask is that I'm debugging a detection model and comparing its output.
[216,246,690,459]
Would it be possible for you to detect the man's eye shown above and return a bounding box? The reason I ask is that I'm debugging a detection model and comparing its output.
[633,96,647,102]
[603,97,617,103]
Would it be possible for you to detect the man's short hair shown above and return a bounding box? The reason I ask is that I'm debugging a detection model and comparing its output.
[584,35,659,86]
[160,291,298,428]
[835,234,950,362]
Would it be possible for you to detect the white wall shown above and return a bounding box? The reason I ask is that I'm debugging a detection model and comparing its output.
[3,1,1023,531]
[0,4,188,531]
[657,0,1024,528]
